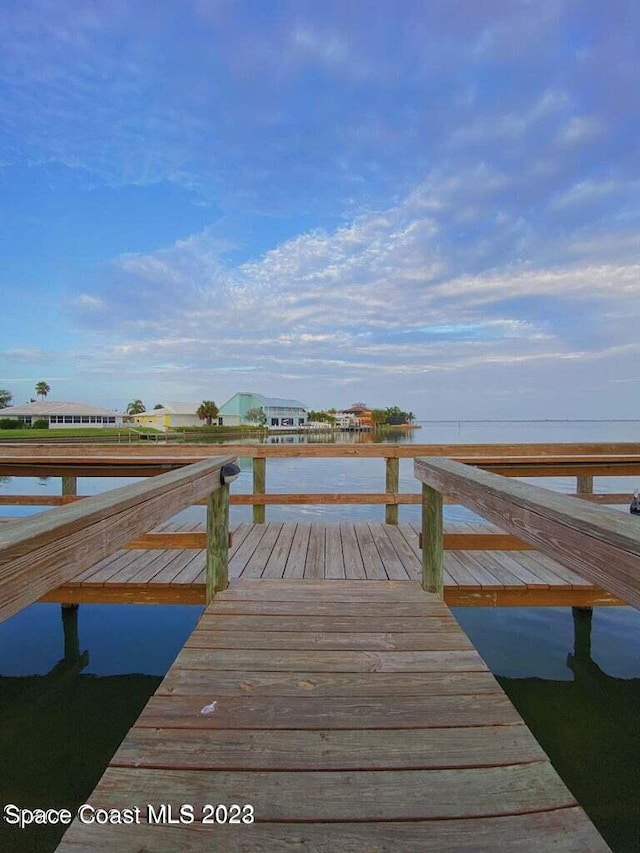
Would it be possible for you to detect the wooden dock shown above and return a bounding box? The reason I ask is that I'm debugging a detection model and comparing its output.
[41,521,623,608]
[55,579,609,851]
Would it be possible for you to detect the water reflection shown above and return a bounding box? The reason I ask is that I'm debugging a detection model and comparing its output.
[461,606,640,853]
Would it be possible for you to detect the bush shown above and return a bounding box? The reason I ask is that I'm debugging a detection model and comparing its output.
[0,418,21,429]
[32,419,49,429]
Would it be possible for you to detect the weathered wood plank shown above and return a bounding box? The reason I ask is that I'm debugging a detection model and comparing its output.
[354,523,387,579]
[340,522,367,579]
[110,724,545,770]
[283,522,311,579]
[156,669,501,698]
[261,523,297,579]
[174,648,489,672]
[305,523,325,579]
[54,809,611,853]
[55,763,577,820]
[324,524,345,579]
[136,692,518,729]
[195,614,458,632]
[240,522,282,579]
[183,629,473,651]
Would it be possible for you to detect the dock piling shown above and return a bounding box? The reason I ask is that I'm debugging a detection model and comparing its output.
[206,482,230,601]
[421,484,443,596]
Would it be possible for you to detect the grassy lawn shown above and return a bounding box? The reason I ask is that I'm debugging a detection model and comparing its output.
[0,427,161,439]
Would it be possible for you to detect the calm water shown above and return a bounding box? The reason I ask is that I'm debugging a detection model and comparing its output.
[1,421,639,851]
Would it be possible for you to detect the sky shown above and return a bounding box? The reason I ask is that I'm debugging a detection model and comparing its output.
[1,0,639,419]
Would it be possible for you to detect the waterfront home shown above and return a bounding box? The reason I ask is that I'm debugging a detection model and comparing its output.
[337,403,374,430]
[132,402,203,431]
[1,401,124,428]
[218,392,307,428]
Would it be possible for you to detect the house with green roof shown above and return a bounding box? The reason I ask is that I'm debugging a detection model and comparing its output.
[218,392,307,428]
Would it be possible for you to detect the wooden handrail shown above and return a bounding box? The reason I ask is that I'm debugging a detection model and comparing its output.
[0,455,236,622]
[0,443,638,527]
[414,456,640,609]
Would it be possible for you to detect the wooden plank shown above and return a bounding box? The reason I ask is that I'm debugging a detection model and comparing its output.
[183,629,474,651]
[262,523,297,579]
[135,693,521,729]
[54,809,611,852]
[54,763,576,820]
[339,522,366,579]
[3,440,638,461]
[368,523,410,580]
[174,648,489,672]
[239,522,282,578]
[205,596,450,617]
[381,523,422,580]
[156,668,501,698]
[215,578,424,600]
[283,522,310,579]
[228,523,271,577]
[195,613,458,633]
[305,523,325,579]
[110,724,545,770]
[354,523,386,579]
[324,524,345,579]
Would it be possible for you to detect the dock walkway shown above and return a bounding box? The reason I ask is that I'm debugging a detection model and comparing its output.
[55,579,609,851]
[42,521,622,608]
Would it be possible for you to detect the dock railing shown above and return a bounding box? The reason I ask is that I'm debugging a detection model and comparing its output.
[0,443,639,555]
[0,455,236,622]
[414,456,640,608]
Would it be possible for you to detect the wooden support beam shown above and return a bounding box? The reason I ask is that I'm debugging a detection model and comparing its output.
[253,457,266,524]
[206,483,229,602]
[385,458,399,525]
[61,475,77,497]
[577,475,594,495]
[421,484,443,597]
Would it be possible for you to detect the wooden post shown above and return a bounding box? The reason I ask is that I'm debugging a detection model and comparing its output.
[253,457,266,524]
[61,475,77,498]
[385,457,399,525]
[206,483,229,602]
[576,475,593,495]
[421,484,443,596]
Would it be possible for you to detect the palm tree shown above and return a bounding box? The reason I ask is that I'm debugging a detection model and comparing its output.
[35,381,50,401]
[196,400,219,426]
[0,388,12,409]
[245,406,266,425]
[126,400,146,415]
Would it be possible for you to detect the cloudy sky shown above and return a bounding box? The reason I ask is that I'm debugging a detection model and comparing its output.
[1,0,639,418]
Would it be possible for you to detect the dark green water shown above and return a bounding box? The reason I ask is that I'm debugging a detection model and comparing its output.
[1,421,639,850]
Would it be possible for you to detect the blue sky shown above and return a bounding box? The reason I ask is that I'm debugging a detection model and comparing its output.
[1,0,639,418]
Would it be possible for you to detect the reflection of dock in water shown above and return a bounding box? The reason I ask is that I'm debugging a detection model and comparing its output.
[496,607,640,853]
[0,604,162,853]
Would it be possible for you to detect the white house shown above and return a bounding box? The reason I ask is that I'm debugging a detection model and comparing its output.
[132,402,204,431]
[1,401,124,428]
